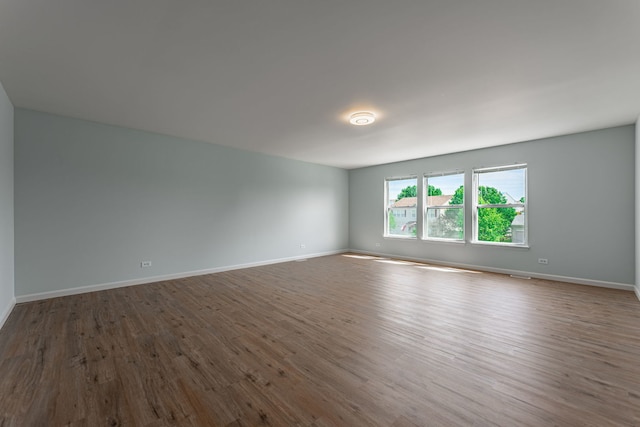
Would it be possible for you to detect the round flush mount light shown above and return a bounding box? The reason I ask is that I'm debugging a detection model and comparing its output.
[349,111,376,126]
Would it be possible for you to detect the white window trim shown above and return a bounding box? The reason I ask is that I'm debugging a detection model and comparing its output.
[472,164,528,247]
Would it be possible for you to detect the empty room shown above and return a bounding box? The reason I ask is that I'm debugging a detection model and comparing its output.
[1,1,640,426]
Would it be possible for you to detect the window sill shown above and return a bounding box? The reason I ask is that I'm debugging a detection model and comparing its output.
[384,235,417,241]
[471,240,529,249]
[423,238,466,245]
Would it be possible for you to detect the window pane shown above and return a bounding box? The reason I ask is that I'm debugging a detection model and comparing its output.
[426,173,464,205]
[424,172,464,240]
[386,177,417,237]
[474,164,526,246]
[477,207,525,243]
[477,168,525,205]
[511,208,526,244]
[426,208,463,239]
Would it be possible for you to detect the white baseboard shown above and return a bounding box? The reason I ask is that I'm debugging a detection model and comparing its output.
[348,249,636,292]
[16,249,348,303]
[0,297,16,331]
[13,248,636,304]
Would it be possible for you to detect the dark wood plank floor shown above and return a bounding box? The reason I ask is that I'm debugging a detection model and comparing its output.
[1,254,639,426]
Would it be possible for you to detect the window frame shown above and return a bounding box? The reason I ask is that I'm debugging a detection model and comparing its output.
[423,171,465,242]
[384,175,418,239]
[472,164,528,247]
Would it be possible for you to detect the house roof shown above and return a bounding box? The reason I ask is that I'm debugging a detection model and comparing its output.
[427,195,453,206]
[392,197,417,208]
[503,193,520,204]
[393,195,456,207]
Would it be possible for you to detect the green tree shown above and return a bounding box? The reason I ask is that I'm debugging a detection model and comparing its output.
[477,208,508,242]
[388,210,396,230]
[477,186,516,242]
[396,185,416,200]
[478,186,506,205]
[428,185,442,196]
[449,185,464,205]
[397,184,441,200]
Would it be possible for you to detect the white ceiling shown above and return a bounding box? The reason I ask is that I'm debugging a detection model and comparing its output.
[1,1,639,169]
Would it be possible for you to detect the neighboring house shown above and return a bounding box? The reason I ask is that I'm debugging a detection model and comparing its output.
[426,195,454,222]
[503,192,519,204]
[390,195,455,235]
[389,197,417,234]
[504,192,525,214]
[511,213,526,244]
[390,196,417,218]
[503,192,526,243]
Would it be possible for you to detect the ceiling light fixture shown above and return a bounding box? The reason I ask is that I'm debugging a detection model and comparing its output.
[349,111,376,126]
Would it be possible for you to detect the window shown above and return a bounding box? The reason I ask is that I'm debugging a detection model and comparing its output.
[385,176,417,238]
[473,164,527,245]
[424,172,464,241]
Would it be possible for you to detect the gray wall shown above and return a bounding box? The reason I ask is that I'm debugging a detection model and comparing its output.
[350,126,635,286]
[15,109,349,296]
[0,81,14,322]
[636,116,640,297]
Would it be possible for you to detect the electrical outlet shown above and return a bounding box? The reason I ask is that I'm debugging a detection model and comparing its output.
[300,244,306,249]
[140,261,152,268]
[375,243,381,247]
[538,258,548,265]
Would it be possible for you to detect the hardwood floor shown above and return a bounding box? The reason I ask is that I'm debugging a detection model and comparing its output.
[1,254,639,426]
